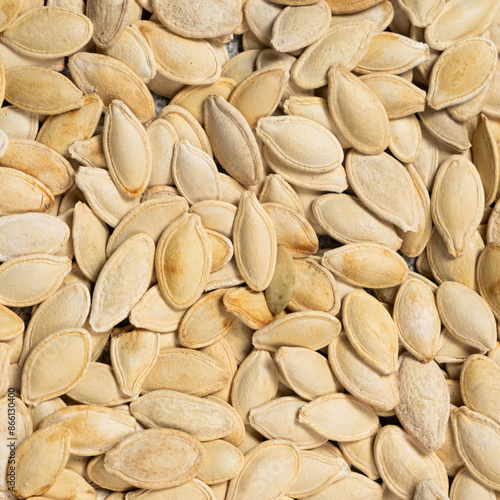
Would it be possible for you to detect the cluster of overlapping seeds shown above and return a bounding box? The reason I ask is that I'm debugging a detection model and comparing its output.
[0,0,500,498]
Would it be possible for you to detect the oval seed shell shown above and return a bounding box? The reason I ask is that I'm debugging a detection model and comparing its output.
[89,234,155,333]
[1,6,93,59]
[103,428,204,490]
[156,213,212,309]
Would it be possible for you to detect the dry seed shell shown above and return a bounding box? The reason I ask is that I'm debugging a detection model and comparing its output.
[69,135,106,170]
[472,114,500,207]
[425,0,500,50]
[328,333,400,412]
[136,20,221,85]
[0,39,65,72]
[478,242,500,319]
[103,25,156,84]
[129,285,186,333]
[75,166,140,228]
[393,278,441,362]
[435,329,484,364]
[226,440,301,500]
[204,96,263,187]
[66,361,134,407]
[346,150,418,232]
[170,78,236,126]
[206,258,245,292]
[89,233,154,333]
[283,95,352,149]
[0,105,38,141]
[0,139,75,195]
[359,73,426,119]
[305,472,382,500]
[68,52,155,123]
[126,480,216,499]
[87,454,133,492]
[253,311,341,352]
[418,107,471,151]
[21,328,91,405]
[329,1,394,32]
[460,354,500,425]
[427,38,498,110]
[436,281,497,351]
[172,140,221,205]
[233,192,276,291]
[264,244,294,315]
[374,425,448,499]
[130,390,236,441]
[111,328,160,396]
[36,93,103,158]
[221,49,260,84]
[451,406,500,490]
[106,197,189,257]
[396,164,433,258]
[326,0,385,14]
[103,99,151,199]
[271,1,331,53]
[158,104,212,156]
[256,115,343,173]
[142,348,230,396]
[356,32,430,74]
[223,286,283,330]
[0,253,71,307]
[0,0,20,31]
[485,70,500,119]
[427,229,483,290]
[0,305,23,341]
[414,479,449,500]
[207,229,233,273]
[343,291,398,374]
[412,126,439,191]
[388,114,421,163]
[321,243,408,289]
[339,434,379,481]
[12,423,71,498]
[397,0,445,28]
[287,449,349,498]
[299,393,379,442]
[262,202,318,257]
[146,119,177,187]
[291,20,376,89]
[147,71,186,99]
[449,467,496,500]
[288,258,340,314]
[396,354,450,451]
[31,397,66,431]
[258,173,303,214]
[178,289,235,349]
[156,0,241,38]
[197,440,244,485]
[264,146,348,192]
[228,65,289,128]
[20,281,90,365]
[313,193,402,250]
[275,346,342,401]
[249,396,329,449]
[73,202,109,282]
[231,349,278,424]
[5,67,84,115]
[39,405,136,456]
[104,428,204,490]
[156,213,212,309]
[1,6,93,59]
[449,82,492,122]
[0,213,69,261]
[86,0,132,48]
[244,0,283,46]
[41,468,96,498]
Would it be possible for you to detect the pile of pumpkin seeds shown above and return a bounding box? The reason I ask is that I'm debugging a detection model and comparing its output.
[0,0,500,498]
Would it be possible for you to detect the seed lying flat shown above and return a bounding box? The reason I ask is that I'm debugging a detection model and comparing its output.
[104,428,204,490]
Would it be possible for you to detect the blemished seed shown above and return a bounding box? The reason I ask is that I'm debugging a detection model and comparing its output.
[0,1,499,498]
